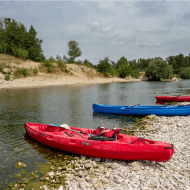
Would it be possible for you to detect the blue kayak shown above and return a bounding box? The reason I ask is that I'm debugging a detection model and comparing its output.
[92,103,190,116]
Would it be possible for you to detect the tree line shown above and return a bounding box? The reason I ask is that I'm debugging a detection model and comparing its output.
[1,17,190,80]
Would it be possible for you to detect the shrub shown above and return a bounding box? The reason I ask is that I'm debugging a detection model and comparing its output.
[97,57,113,76]
[42,60,53,68]
[33,68,38,74]
[0,65,3,73]
[131,69,140,79]
[20,68,28,76]
[5,75,10,81]
[145,59,172,81]
[117,64,132,78]
[42,60,55,73]
[179,67,190,79]
[57,60,66,69]
[46,67,54,73]
[76,59,83,65]
[12,47,28,60]
[14,68,29,78]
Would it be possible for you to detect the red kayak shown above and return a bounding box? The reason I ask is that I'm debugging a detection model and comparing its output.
[156,96,190,102]
[24,123,174,162]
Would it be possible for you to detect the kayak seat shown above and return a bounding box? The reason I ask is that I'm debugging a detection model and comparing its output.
[92,126,108,136]
[88,130,119,141]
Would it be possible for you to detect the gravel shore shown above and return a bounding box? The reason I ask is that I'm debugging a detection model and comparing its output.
[36,115,190,190]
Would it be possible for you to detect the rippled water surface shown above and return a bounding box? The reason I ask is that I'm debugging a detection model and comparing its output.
[0,80,190,189]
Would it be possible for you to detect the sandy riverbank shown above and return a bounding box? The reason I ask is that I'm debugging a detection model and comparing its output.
[0,55,143,89]
[0,73,142,89]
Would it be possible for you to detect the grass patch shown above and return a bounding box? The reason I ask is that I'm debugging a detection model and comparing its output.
[33,68,38,74]
[0,65,3,73]
[5,75,10,81]
[14,68,29,78]
[41,60,56,73]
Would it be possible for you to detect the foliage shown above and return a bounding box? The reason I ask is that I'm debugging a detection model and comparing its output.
[14,68,29,78]
[115,57,128,69]
[131,69,140,79]
[0,17,44,61]
[33,68,38,74]
[145,59,172,81]
[179,67,190,79]
[76,59,83,65]
[117,64,132,78]
[166,53,190,74]
[56,59,65,68]
[42,60,55,73]
[12,47,28,59]
[67,41,82,63]
[62,55,68,63]
[97,57,113,76]
[0,40,8,54]
[48,56,56,62]
[43,60,53,68]
[0,65,3,73]
[83,59,95,68]
[56,55,62,61]
[5,75,10,81]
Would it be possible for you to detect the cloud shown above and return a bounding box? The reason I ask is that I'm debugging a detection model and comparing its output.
[182,12,190,20]
[1,1,190,64]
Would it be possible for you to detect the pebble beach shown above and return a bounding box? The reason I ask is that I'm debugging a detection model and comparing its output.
[20,114,189,190]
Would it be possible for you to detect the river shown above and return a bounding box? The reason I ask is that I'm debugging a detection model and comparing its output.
[0,80,190,189]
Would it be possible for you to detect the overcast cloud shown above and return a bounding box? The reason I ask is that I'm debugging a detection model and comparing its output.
[0,1,190,65]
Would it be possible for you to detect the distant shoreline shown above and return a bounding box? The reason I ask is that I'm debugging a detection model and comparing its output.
[0,73,142,90]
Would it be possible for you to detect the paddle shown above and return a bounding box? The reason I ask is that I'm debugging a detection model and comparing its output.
[49,124,94,137]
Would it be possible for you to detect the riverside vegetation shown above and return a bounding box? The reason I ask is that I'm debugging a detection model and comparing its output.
[1,17,190,82]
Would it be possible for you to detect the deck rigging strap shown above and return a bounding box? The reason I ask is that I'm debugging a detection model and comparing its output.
[131,137,144,144]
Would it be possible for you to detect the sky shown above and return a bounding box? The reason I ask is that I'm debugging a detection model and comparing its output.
[0,1,190,65]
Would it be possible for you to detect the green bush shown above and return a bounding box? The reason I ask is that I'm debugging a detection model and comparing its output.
[56,60,66,68]
[33,68,38,74]
[43,60,53,68]
[117,64,132,78]
[5,75,10,81]
[179,67,190,79]
[76,60,83,65]
[0,65,3,73]
[83,59,95,69]
[97,57,113,76]
[14,68,29,78]
[20,68,28,76]
[131,69,140,79]
[145,59,172,81]
[0,40,8,54]
[12,47,28,59]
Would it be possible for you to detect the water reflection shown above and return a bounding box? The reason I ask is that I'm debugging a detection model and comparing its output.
[92,112,135,129]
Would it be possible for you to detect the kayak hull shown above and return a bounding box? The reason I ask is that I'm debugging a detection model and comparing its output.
[24,123,174,162]
[92,103,190,116]
[156,96,190,102]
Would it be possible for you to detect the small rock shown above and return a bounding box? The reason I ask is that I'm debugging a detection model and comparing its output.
[85,163,92,168]
[111,163,119,169]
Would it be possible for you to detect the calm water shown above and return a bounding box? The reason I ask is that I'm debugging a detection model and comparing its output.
[0,80,190,189]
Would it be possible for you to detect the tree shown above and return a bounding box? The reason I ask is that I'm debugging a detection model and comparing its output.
[67,41,82,63]
[26,25,44,61]
[0,17,44,61]
[97,57,113,76]
[83,59,95,68]
[117,64,132,78]
[115,57,128,69]
[145,59,172,81]
[179,67,190,79]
